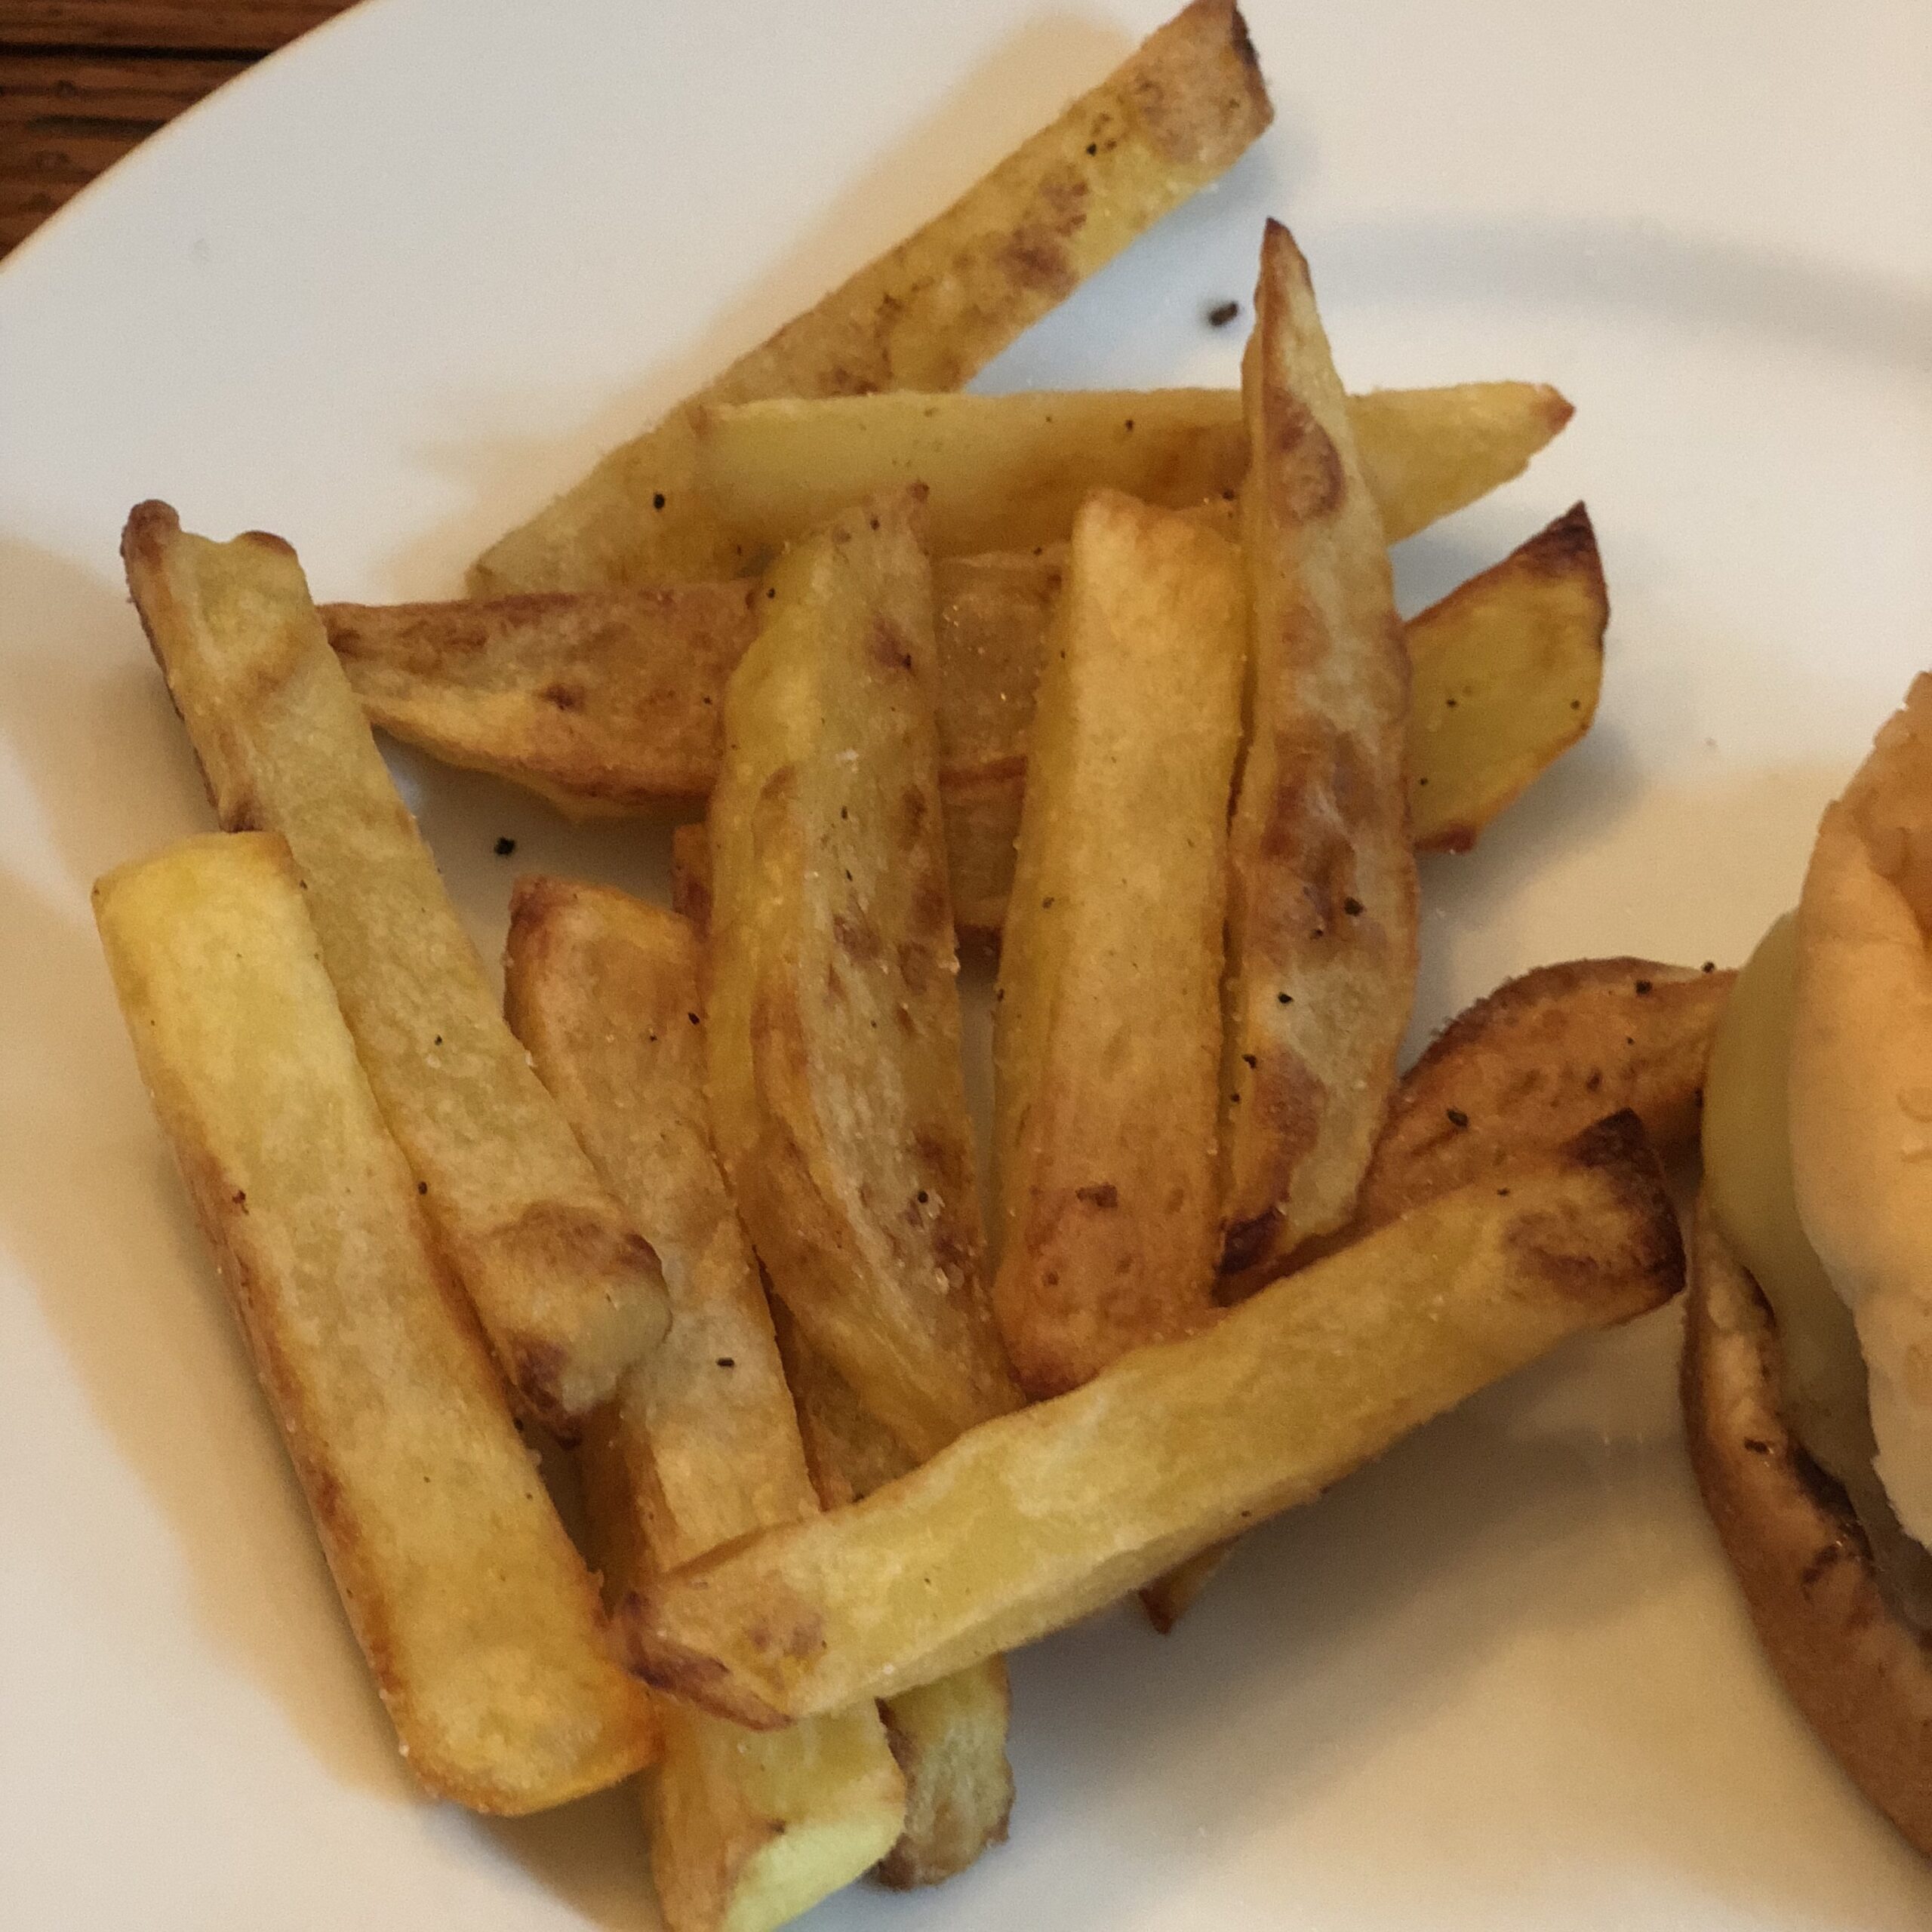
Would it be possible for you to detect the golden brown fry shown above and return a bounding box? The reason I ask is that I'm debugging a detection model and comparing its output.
[1218,221,1419,1287]
[469,0,1272,594]
[328,583,757,815]
[621,1115,1684,1726]
[1146,950,1730,1634]
[94,833,656,1814]
[708,490,1020,1463]
[694,379,1568,559]
[1405,503,1604,851]
[992,493,1247,1395]
[122,503,666,1432]
[504,879,905,1932]
[771,1309,1016,1889]
[1355,956,1735,1234]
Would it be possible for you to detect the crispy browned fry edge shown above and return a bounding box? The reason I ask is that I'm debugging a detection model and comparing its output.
[1146,952,1730,1632]
[506,878,907,1928]
[772,1308,1016,1887]
[707,491,1021,1463]
[620,1115,1683,1726]
[992,493,1246,1395]
[94,832,657,1813]
[1218,221,1419,1288]
[1406,503,1605,853]
[122,502,668,1432]
[469,0,1271,593]
[1355,957,1735,1233]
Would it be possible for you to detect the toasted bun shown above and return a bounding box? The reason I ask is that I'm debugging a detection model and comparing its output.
[1684,1195,1932,1854]
[1790,674,1932,1549]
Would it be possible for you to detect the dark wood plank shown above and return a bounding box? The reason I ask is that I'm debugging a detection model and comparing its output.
[0,2,345,54]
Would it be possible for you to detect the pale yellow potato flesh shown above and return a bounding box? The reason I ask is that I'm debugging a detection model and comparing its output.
[468,0,1272,594]
[122,503,666,1432]
[771,1309,1016,1889]
[1219,222,1419,1287]
[93,833,656,1814]
[503,878,904,1932]
[622,1118,1683,1726]
[693,380,1567,560]
[706,490,1021,1465]
[992,492,1247,1395]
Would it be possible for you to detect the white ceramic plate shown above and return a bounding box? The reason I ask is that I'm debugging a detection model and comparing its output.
[4,1,1930,1924]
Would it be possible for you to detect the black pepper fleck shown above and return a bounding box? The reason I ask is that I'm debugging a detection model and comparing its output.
[1343,897,1364,917]
[1635,979,1654,995]
[1207,299,1240,328]
[653,492,666,509]
[494,836,516,856]
[1446,1107,1470,1128]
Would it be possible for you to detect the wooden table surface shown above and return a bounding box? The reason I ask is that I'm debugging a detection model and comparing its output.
[0,0,350,257]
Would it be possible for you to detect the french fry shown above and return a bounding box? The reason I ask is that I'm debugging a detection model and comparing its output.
[1217,222,1419,1287]
[1404,503,1604,851]
[122,503,667,1432]
[706,490,1021,1462]
[469,0,1272,594]
[93,833,656,1813]
[1142,952,1732,1633]
[329,504,1605,936]
[694,380,1569,558]
[773,1309,1017,1889]
[620,1114,1684,1727]
[1353,956,1736,1233]
[503,878,905,1932]
[992,492,1247,1395]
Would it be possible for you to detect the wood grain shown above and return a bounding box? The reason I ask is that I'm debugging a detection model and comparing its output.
[0,3,346,256]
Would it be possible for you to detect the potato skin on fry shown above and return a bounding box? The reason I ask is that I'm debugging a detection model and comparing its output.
[469,0,1272,594]
[706,490,1020,1464]
[621,1115,1684,1727]
[993,491,1247,1395]
[504,879,908,1932]
[1354,956,1734,1235]
[94,833,657,1814]
[1219,221,1419,1287]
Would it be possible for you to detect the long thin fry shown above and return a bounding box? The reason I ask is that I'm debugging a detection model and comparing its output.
[694,379,1569,558]
[620,1115,1684,1727]
[94,833,657,1814]
[504,879,904,1932]
[707,490,1020,1461]
[1218,221,1419,1287]
[122,503,667,1431]
[469,0,1272,594]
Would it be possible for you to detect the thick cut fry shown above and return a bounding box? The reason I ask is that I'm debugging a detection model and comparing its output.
[1218,222,1419,1286]
[694,380,1569,559]
[707,490,1020,1463]
[773,1308,1016,1889]
[122,505,666,1432]
[504,879,904,1932]
[94,833,656,1813]
[621,1114,1684,1726]
[1404,503,1604,851]
[1144,952,1732,1634]
[1355,956,1734,1234]
[469,0,1272,594]
[332,505,1603,937]
[993,493,1247,1395]
[329,583,758,814]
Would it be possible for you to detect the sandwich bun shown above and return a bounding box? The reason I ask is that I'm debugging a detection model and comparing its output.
[1684,1197,1932,1855]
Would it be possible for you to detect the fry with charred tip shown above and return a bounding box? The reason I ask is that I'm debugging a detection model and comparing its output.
[94,833,657,1814]
[469,0,1273,595]
[120,501,667,1432]
[619,1115,1684,1727]
[504,878,907,1932]
[706,488,1021,1463]
[992,492,1247,1395]
[1217,220,1420,1288]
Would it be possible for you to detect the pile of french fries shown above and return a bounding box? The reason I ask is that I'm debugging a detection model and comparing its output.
[94,4,1723,1927]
